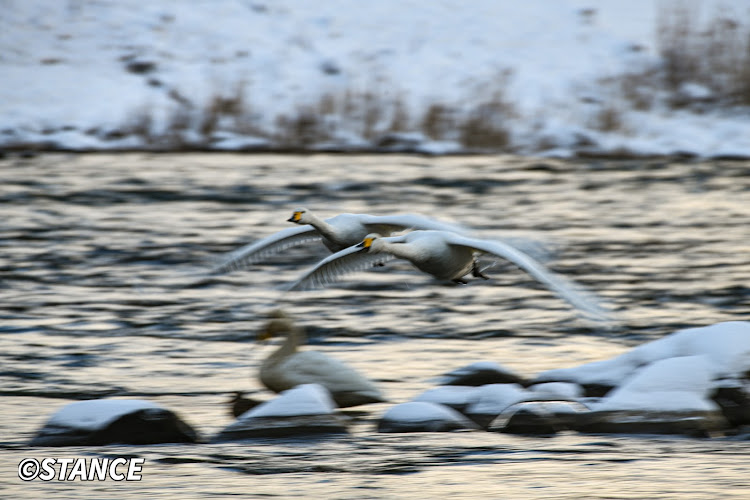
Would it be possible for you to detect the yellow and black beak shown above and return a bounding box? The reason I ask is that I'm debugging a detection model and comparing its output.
[356,236,375,252]
[287,211,303,223]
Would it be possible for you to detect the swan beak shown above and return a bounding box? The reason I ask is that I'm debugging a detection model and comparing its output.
[356,237,374,252]
[287,211,303,223]
[257,330,272,342]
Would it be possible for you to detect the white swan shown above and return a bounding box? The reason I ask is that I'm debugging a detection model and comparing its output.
[288,231,611,321]
[213,207,467,273]
[257,311,386,407]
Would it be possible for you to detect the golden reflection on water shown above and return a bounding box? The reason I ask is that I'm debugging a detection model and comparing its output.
[0,153,748,498]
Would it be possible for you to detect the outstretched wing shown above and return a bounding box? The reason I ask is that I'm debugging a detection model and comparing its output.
[213,226,322,273]
[288,244,395,291]
[358,214,468,236]
[444,233,611,321]
[359,215,551,261]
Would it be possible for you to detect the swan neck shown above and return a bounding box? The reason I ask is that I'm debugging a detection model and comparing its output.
[306,214,337,240]
[269,325,304,360]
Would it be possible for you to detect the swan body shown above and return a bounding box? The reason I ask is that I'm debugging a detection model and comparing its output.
[289,230,610,320]
[258,313,386,407]
[213,207,466,273]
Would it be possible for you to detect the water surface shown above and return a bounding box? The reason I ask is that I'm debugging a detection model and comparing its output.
[1,153,748,498]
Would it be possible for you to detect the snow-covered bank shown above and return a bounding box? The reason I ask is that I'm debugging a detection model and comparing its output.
[2,0,750,157]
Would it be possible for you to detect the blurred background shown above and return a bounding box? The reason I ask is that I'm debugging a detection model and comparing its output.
[2,0,750,157]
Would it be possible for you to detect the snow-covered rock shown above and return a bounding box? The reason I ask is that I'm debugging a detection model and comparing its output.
[413,386,480,412]
[464,384,531,427]
[527,382,584,400]
[31,399,199,446]
[489,401,588,434]
[212,384,347,441]
[438,361,528,387]
[593,356,718,413]
[529,323,750,435]
[378,401,479,433]
[536,322,750,392]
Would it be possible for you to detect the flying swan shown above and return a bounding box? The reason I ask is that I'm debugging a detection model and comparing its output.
[257,310,387,407]
[213,207,467,273]
[288,230,611,321]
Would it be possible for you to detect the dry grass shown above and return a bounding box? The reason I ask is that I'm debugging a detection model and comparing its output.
[459,97,513,150]
[421,104,454,141]
[458,71,516,150]
[107,82,269,149]
[102,4,750,154]
[275,107,328,148]
[654,2,750,107]
[274,89,402,147]
[116,104,155,144]
[107,73,518,152]
[387,97,410,134]
[592,105,624,133]
[590,4,750,135]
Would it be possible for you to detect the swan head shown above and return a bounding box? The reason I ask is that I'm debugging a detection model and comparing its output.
[356,233,384,253]
[257,309,295,341]
[287,207,311,224]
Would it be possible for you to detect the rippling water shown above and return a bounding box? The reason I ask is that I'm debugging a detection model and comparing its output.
[1,153,748,498]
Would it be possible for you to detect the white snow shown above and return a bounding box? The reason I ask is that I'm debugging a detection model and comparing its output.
[242,383,336,418]
[47,399,163,431]
[466,384,530,415]
[537,321,750,388]
[403,319,748,423]
[381,401,471,424]
[413,383,533,415]
[2,0,749,156]
[413,322,748,419]
[594,356,720,412]
[413,385,479,407]
[528,382,584,400]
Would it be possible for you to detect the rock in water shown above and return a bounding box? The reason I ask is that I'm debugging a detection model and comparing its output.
[439,361,528,387]
[378,401,479,433]
[489,401,588,435]
[578,356,730,436]
[213,384,348,441]
[30,399,199,446]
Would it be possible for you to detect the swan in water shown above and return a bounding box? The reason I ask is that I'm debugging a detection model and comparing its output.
[288,231,611,321]
[213,207,467,273]
[257,311,387,407]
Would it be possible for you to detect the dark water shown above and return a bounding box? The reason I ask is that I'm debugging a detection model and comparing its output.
[1,153,748,498]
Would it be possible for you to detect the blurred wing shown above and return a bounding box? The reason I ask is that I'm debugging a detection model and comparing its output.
[212,226,321,273]
[489,235,554,262]
[359,214,468,236]
[445,233,611,321]
[360,215,551,261]
[288,244,395,291]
